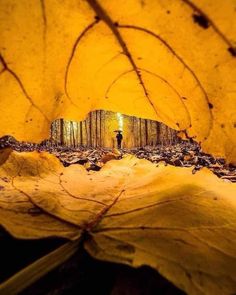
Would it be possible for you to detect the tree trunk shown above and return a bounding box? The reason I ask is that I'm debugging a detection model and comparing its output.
[156,121,161,145]
[70,121,75,147]
[99,110,102,146]
[139,118,142,147]
[60,119,64,146]
[95,111,98,147]
[80,122,83,146]
[144,119,148,146]
[76,122,79,147]
[85,120,88,147]
[89,112,92,147]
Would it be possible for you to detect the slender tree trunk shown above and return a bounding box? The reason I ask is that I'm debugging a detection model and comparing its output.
[69,122,72,146]
[65,121,68,146]
[60,119,64,146]
[135,117,138,147]
[84,120,88,146]
[70,121,75,147]
[76,122,79,147]
[103,111,106,147]
[89,112,92,147]
[80,121,83,146]
[139,118,142,147]
[95,110,98,147]
[99,110,102,146]
[156,121,161,145]
[165,125,169,145]
[144,119,148,146]
[54,121,57,146]
[150,120,154,146]
[49,122,54,147]
[132,116,135,147]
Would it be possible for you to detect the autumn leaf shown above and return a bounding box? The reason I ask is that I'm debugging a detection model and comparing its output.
[0,150,236,295]
[0,0,236,162]
[0,1,236,294]
[0,149,80,240]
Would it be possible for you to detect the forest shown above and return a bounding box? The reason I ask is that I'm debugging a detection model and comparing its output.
[49,111,180,148]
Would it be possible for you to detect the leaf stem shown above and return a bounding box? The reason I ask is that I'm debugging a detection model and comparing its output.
[0,238,81,295]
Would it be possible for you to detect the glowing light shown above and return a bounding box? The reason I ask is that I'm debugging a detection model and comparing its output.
[117,112,123,131]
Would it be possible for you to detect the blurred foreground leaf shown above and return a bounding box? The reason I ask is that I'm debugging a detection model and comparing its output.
[0,150,235,294]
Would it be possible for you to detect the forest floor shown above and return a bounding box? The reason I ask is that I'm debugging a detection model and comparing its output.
[1,137,236,182]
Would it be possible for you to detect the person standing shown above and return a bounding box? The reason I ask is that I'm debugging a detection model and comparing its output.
[116,131,123,149]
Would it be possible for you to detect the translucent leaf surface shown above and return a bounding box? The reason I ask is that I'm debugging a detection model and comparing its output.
[0,149,80,239]
[0,150,236,294]
[0,0,236,162]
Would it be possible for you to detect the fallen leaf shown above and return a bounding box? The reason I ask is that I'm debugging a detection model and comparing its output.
[0,1,236,162]
[0,150,236,294]
[0,150,80,240]
[101,154,117,164]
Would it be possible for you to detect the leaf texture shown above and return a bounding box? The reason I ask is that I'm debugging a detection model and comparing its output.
[0,0,236,162]
[0,150,236,294]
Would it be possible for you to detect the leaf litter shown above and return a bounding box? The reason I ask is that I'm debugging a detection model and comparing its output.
[1,137,235,182]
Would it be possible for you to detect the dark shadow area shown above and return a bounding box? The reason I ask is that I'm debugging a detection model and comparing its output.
[0,227,185,295]
[0,226,65,283]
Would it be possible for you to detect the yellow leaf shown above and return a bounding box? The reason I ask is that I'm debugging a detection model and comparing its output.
[1,1,236,293]
[0,150,236,294]
[0,149,80,239]
[0,0,236,162]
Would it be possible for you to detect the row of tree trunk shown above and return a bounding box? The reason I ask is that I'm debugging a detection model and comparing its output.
[50,111,181,148]
[54,111,104,148]
[130,117,180,147]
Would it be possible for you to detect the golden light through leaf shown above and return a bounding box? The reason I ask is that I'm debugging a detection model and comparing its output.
[0,0,235,162]
[0,2,236,294]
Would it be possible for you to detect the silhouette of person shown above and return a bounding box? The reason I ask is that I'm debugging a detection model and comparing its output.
[116,131,123,149]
